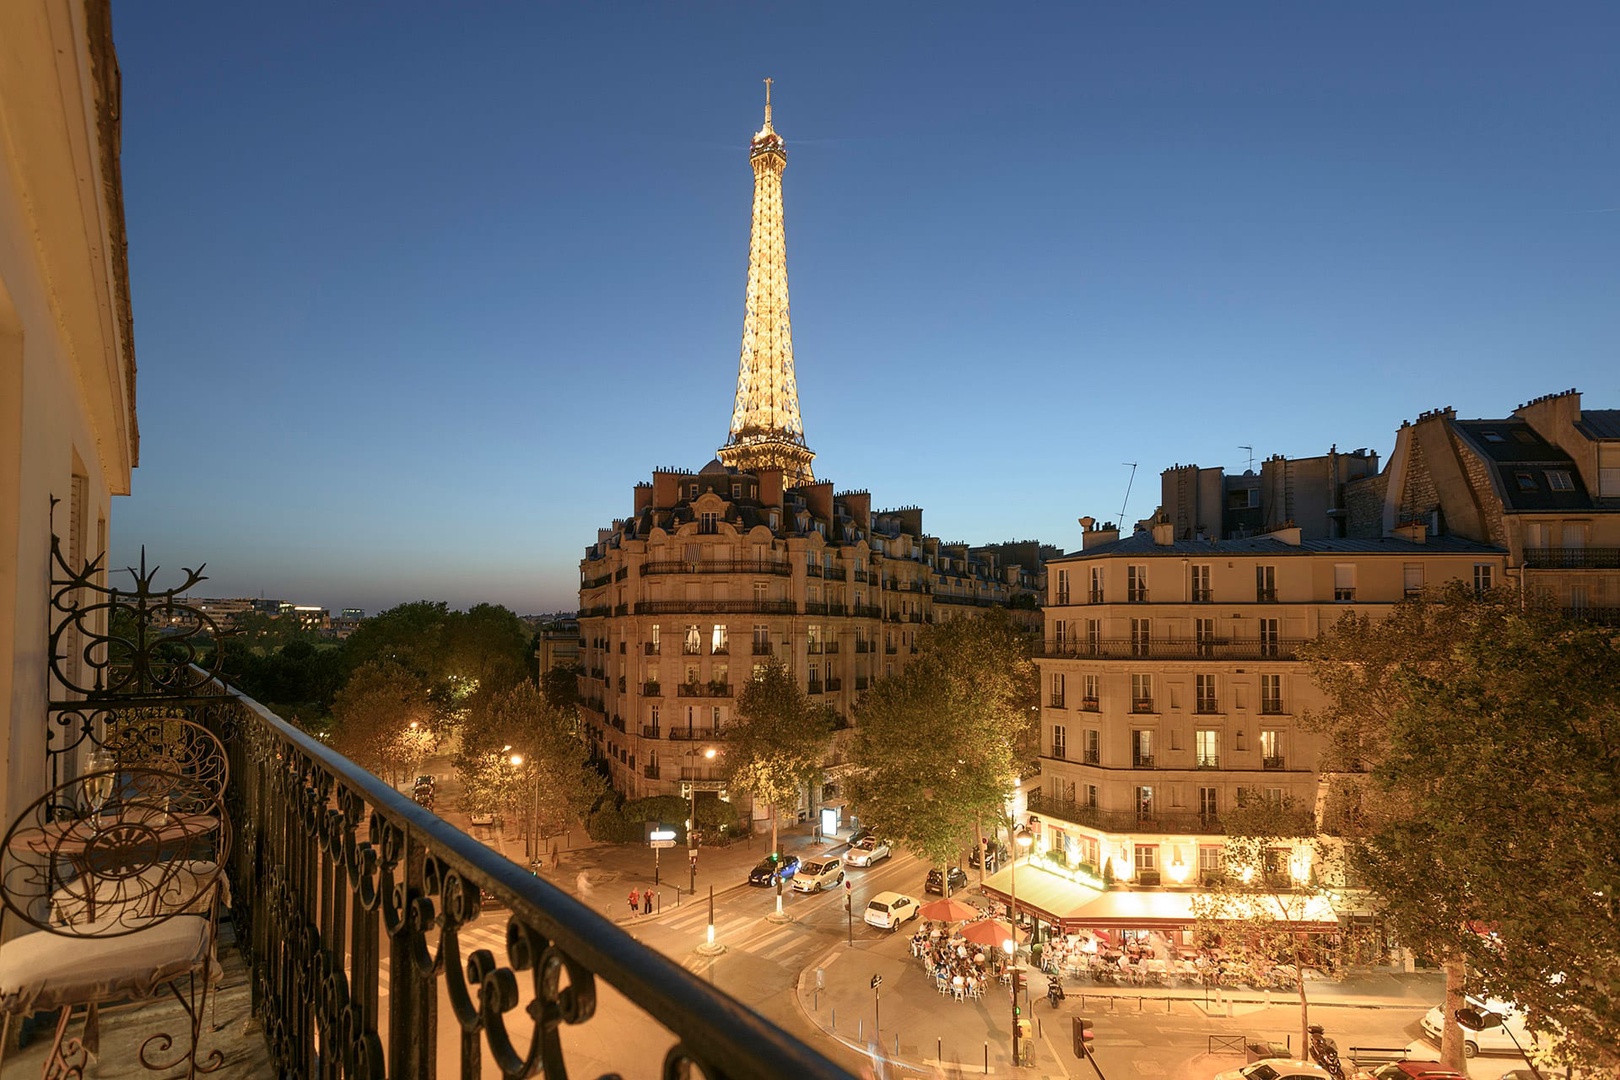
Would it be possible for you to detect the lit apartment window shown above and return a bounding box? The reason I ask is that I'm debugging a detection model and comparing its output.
[1051,725,1067,760]
[649,624,661,654]
[1085,785,1098,809]
[1403,563,1424,598]
[1127,565,1149,603]
[1190,564,1212,603]
[711,624,728,654]
[1255,565,1276,602]
[1134,785,1154,820]
[1082,674,1099,710]
[807,624,822,653]
[1132,729,1154,767]
[1049,672,1066,708]
[1198,787,1218,821]
[1083,728,1100,764]
[1134,844,1157,872]
[1131,674,1154,713]
[1089,566,1105,604]
[684,625,702,654]
[1258,618,1280,658]
[1334,563,1356,602]
[1130,618,1151,657]
[1260,674,1283,714]
[1195,729,1220,768]
[1198,844,1222,874]
[1260,729,1284,770]
[649,704,660,730]
[1474,564,1495,596]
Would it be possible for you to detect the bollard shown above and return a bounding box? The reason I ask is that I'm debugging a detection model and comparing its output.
[938,1037,942,1062]
[1139,995,1144,1012]
[831,1008,835,1033]
[984,1042,989,1074]
[859,1019,863,1040]
[894,1034,898,1056]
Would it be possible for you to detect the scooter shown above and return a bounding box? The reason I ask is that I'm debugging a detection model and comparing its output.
[1047,979,1066,1009]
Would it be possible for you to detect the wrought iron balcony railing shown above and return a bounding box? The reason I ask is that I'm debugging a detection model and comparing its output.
[1041,637,1305,661]
[1026,792,1316,839]
[640,558,794,577]
[635,600,797,616]
[1523,546,1620,569]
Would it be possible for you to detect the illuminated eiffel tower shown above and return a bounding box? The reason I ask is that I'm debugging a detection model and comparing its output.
[717,79,816,487]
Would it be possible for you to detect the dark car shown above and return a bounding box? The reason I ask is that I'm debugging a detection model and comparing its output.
[849,827,875,847]
[925,866,969,895]
[747,854,801,887]
[969,840,1004,870]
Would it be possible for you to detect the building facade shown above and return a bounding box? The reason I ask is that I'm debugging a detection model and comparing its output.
[1033,518,1506,887]
[2,0,138,827]
[1349,390,1620,620]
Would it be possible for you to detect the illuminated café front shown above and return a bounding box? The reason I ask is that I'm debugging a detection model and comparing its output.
[976,817,1340,948]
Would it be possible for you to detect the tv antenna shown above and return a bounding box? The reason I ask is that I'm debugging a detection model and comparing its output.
[1119,463,1138,527]
[1239,445,1254,472]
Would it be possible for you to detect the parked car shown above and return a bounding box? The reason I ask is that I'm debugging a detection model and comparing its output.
[843,837,891,867]
[469,810,496,826]
[1420,996,1536,1057]
[863,891,920,931]
[925,866,969,895]
[1364,1063,1466,1080]
[747,854,800,887]
[412,788,434,809]
[415,774,436,788]
[792,858,846,893]
[1214,1061,1337,1080]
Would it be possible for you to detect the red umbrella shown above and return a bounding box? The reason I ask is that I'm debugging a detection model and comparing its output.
[960,918,1028,948]
[919,897,980,922]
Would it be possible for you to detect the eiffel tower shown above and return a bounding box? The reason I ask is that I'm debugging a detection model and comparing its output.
[717,79,816,487]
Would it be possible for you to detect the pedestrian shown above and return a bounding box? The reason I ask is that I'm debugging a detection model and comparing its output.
[628,887,640,915]
[643,890,654,915]
[575,870,592,897]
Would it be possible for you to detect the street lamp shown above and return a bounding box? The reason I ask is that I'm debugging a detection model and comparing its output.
[1008,824,1033,1067]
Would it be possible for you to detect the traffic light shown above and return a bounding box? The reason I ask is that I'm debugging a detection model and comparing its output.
[1072,1016,1095,1058]
[1011,968,1024,1014]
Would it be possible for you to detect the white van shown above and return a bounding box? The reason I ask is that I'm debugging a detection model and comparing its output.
[1420,996,1536,1057]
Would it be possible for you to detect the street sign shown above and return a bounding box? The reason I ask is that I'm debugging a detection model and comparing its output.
[649,827,677,844]
[870,975,882,990]
[651,839,677,849]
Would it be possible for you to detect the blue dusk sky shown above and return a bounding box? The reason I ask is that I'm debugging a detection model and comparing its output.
[110,2,1619,616]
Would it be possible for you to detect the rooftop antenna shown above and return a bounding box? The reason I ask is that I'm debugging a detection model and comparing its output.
[1240,445,1254,472]
[1119,463,1138,526]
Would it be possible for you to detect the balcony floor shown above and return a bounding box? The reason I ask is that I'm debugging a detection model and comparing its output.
[3,921,271,1079]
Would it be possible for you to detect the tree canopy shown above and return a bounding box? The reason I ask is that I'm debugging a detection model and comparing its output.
[1303,585,1620,1071]
[724,658,834,855]
[328,660,436,786]
[848,611,1039,875]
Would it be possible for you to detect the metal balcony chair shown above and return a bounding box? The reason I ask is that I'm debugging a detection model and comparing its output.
[0,766,231,1079]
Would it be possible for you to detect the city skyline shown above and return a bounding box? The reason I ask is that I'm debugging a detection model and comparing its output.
[108,3,1619,615]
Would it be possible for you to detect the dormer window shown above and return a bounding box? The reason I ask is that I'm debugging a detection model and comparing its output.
[689,484,699,499]
[1546,470,1575,492]
[1515,472,1538,492]
[1513,430,1538,445]
[1481,430,1505,443]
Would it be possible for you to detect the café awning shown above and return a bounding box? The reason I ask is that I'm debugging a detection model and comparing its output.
[978,861,1339,934]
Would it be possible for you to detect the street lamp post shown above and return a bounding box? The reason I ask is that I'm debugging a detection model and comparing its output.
[1008,824,1033,1067]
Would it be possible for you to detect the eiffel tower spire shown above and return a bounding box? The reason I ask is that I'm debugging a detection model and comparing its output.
[718,79,816,487]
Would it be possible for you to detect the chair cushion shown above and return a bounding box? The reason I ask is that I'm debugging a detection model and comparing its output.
[50,860,228,926]
[0,915,213,1014]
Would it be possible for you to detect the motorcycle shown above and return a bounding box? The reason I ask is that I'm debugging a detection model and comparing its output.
[1307,1024,1344,1080]
[1047,979,1066,1009]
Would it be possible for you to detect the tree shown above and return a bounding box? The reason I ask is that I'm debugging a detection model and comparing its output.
[1191,794,1372,1057]
[329,661,435,786]
[540,662,582,711]
[724,659,833,855]
[1303,585,1620,1072]
[454,682,605,858]
[849,611,1040,888]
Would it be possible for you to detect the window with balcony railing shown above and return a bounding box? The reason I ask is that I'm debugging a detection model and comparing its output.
[752,641,773,655]
[1080,696,1099,711]
[1262,755,1286,770]
[1131,698,1154,713]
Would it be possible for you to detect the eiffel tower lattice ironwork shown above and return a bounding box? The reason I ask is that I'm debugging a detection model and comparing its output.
[718,78,816,487]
